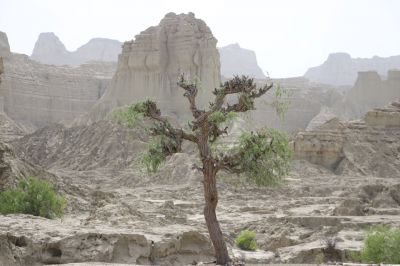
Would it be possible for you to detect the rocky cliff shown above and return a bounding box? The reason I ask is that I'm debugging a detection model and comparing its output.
[0,32,116,129]
[84,12,221,122]
[219,43,266,79]
[0,31,11,58]
[31,32,122,66]
[305,52,400,86]
[294,101,400,177]
[340,70,400,119]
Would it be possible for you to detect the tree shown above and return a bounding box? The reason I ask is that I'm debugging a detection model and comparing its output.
[115,75,292,265]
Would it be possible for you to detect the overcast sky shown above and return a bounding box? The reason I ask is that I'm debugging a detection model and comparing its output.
[1,0,399,77]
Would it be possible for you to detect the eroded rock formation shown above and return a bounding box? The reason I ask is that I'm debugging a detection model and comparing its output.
[0,31,116,129]
[341,70,400,118]
[219,43,266,79]
[294,101,400,176]
[0,31,11,58]
[31,32,122,66]
[84,12,221,122]
[305,52,400,86]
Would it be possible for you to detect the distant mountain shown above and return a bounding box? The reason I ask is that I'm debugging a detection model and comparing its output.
[219,43,266,79]
[304,52,400,86]
[31,32,122,66]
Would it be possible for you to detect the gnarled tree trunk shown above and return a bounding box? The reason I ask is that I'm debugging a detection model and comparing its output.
[199,134,231,265]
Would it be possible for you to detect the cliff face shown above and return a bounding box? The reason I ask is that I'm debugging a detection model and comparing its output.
[85,12,221,122]
[305,52,400,86]
[219,43,266,79]
[294,101,400,177]
[340,70,400,118]
[0,31,11,58]
[31,32,122,66]
[0,32,116,129]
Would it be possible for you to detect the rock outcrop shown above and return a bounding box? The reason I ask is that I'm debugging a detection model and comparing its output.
[31,32,122,66]
[219,43,266,79]
[0,140,56,190]
[248,85,342,134]
[13,120,148,171]
[84,12,221,122]
[340,70,400,119]
[294,101,400,177]
[0,31,116,129]
[0,31,11,58]
[305,52,400,86]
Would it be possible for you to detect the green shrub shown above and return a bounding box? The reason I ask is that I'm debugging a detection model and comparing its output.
[141,135,181,173]
[359,225,400,263]
[108,101,151,128]
[0,177,66,219]
[236,128,292,186]
[235,230,258,251]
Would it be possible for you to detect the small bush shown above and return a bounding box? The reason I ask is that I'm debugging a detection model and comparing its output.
[358,225,400,263]
[108,100,154,128]
[141,135,181,173]
[0,177,66,219]
[235,230,257,251]
[236,128,292,186]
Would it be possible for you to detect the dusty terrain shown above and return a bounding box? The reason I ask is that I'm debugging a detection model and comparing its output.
[1,10,400,266]
[1,101,399,265]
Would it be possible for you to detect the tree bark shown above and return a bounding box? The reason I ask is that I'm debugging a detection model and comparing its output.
[202,158,231,265]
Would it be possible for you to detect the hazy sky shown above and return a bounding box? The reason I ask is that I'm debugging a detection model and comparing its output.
[1,0,399,77]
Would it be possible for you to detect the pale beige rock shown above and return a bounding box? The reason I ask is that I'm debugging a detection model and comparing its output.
[294,102,400,176]
[0,31,11,58]
[364,101,400,127]
[0,52,116,129]
[31,32,122,66]
[84,12,220,123]
[332,70,400,120]
[305,52,400,86]
[219,43,266,79]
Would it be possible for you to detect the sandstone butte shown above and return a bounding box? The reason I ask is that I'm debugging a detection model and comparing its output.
[83,12,220,123]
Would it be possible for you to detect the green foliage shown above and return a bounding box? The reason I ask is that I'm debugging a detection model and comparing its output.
[109,100,155,128]
[209,111,236,125]
[270,84,293,120]
[141,135,180,173]
[358,225,400,263]
[235,230,258,251]
[315,252,325,265]
[236,128,292,186]
[0,177,66,219]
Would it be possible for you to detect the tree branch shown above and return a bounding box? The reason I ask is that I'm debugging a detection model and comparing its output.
[210,75,273,113]
[216,153,242,174]
[177,75,205,119]
[144,100,198,143]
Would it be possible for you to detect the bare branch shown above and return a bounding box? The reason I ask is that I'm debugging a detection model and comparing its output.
[209,125,228,143]
[143,100,198,143]
[177,75,205,119]
[216,153,242,173]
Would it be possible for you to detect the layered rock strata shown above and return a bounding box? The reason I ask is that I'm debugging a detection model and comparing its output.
[0,31,116,129]
[294,101,400,177]
[340,70,400,118]
[85,12,221,122]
